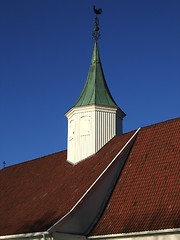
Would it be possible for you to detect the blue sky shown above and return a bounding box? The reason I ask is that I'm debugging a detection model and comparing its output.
[0,0,180,167]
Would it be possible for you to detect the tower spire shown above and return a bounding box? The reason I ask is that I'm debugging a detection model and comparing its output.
[65,6,126,164]
[92,5,102,41]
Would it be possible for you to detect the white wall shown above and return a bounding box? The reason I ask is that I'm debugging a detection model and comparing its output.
[66,105,123,165]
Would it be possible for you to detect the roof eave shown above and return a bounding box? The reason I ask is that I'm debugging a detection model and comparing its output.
[0,232,50,240]
[88,228,180,239]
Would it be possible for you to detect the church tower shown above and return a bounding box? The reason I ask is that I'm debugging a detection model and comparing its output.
[65,7,126,165]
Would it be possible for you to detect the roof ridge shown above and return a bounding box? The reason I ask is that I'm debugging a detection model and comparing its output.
[141,117,180,131]
[0,150,67,170]
[3,118,179,170]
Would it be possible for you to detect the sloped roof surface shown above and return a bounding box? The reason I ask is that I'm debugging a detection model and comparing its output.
[73,42,124,111]
[90,117,180,235]
[0,130,135,236]
[0,118,179,236]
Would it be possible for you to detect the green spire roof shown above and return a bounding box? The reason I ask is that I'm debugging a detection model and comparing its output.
[73,42,118,108]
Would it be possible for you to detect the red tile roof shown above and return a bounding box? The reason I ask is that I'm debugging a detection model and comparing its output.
[0,130,135,236]
[1,117,179,236]
[90,117,180,235]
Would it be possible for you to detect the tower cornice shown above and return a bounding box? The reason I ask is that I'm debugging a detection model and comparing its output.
[65,105,126,120]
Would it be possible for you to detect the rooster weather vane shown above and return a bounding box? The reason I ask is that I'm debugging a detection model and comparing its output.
[92,5,102,41]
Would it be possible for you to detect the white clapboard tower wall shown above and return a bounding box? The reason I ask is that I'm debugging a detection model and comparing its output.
[65,42,126,164]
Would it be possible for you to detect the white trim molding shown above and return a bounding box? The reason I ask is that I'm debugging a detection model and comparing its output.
[0,232,51,240]
[88,228,180,240]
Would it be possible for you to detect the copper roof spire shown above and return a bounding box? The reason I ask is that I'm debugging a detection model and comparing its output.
[73,41,120,108]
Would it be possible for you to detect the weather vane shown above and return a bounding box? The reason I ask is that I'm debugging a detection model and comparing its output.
[92,5,102,41]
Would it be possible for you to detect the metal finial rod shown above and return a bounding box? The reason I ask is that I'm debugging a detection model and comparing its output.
[3,161,6,168]
[92,6,102,41]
